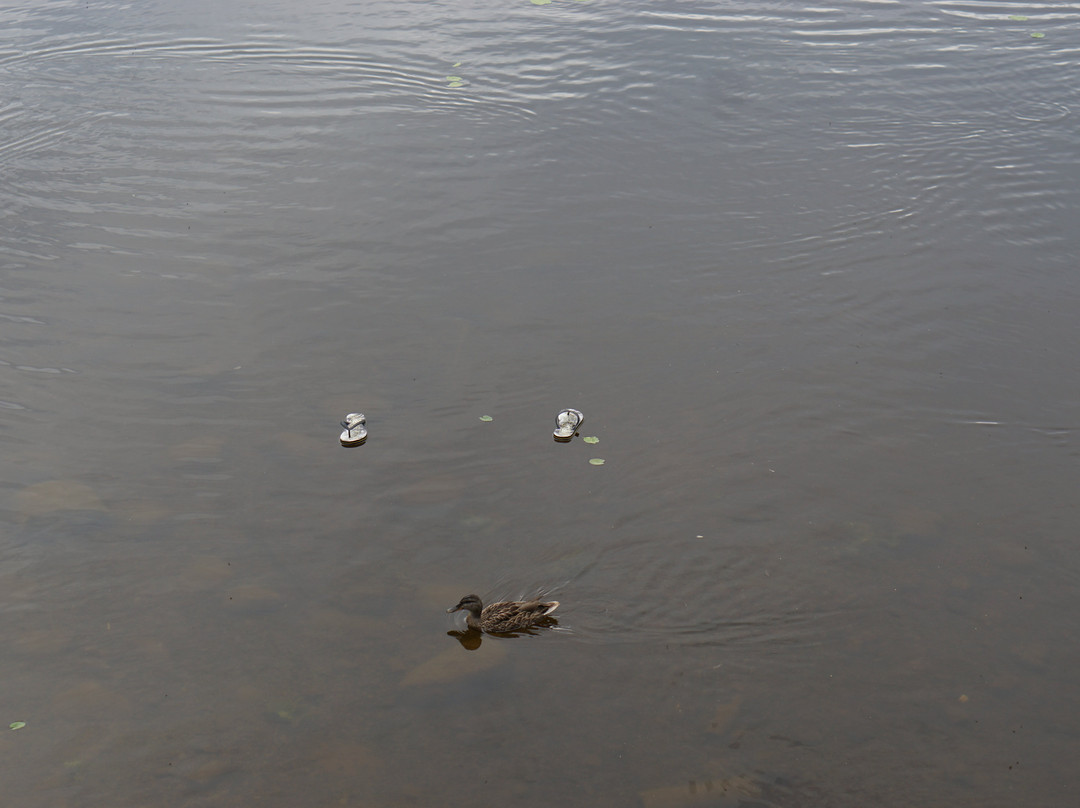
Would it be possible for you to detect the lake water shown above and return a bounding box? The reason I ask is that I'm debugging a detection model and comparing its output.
[2,0,1079,804]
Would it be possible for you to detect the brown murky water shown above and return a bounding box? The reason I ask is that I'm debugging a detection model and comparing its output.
[2,0,1079,805]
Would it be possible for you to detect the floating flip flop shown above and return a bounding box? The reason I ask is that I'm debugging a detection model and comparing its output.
[339,412,368,446]
[553,408,584,442]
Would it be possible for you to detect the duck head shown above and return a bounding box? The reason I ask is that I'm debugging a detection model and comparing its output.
[447,594,483,616]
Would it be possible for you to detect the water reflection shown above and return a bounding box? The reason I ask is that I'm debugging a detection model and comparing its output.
[447,619,560,651]
[447,628,484,650]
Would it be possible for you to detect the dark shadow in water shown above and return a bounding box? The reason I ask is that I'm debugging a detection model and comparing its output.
[447,629,484,650]
[448,617,560,650]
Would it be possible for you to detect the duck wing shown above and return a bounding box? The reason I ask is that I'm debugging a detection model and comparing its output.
[480,600,560,631]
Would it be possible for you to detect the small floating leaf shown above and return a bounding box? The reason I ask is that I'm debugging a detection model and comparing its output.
[1030,32,1045,38]
[583,436,599,444]
[448,81,464,88]
[588,458,605,465]
[9,722,26,730]
[446,76,463,83]
[452,62,462,68]
[530,0,552,5]
[1008,15,1029,21]
[479,415,493,422]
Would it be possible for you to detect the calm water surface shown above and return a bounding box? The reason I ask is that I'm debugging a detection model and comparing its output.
[2,0,1079,804]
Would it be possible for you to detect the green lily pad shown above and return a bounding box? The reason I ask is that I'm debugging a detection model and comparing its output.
[1030,32,1045,38]
[1009,14,1029,21]
[446,76,462,82]
[588,458,605,465]
[530,0,552,5]
[479,415,493,422]
[452,62,462,68]
[9,722,26,730]
[583,436,599,444]
[448,81,464,88]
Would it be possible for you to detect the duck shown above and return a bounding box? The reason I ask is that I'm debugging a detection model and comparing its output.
[447,593,560,633]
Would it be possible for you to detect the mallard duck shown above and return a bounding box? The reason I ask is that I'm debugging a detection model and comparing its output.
[447,594,560,633]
